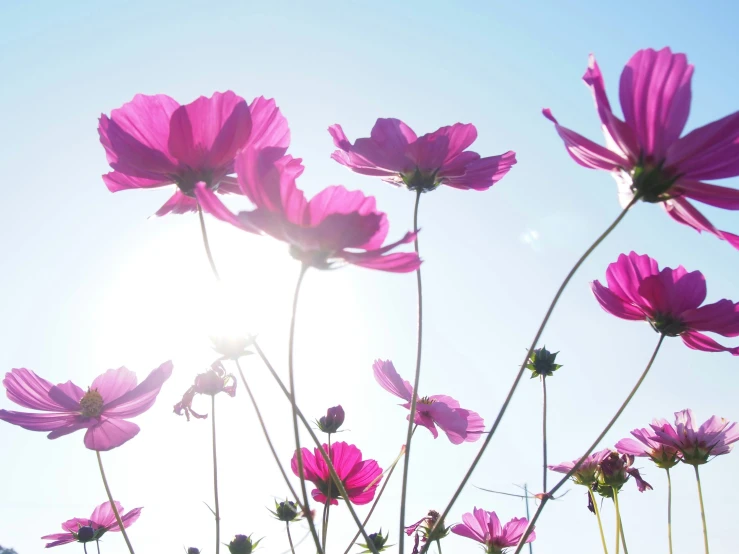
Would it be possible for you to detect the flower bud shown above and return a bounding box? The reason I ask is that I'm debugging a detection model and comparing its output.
[526,346,562,378]
[228,534,258,554]
[186,548,201,554]
[316,405,345,434]
[358,529,392,553]
[595,452,631,488]
[270,500,300,522]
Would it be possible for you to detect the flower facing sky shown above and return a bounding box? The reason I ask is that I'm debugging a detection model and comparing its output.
[99,92,289,216]
[329,118,516,192]
[41,501,142,548]
[451,508,535,554]
[173,361,236,421]
[652,409,739,465]
[195,146,420,272]
[544,47,739,250]
[290,441,382,505]
[373,359,484,444]
[0,363,172,451]
[591,252,739,355]
[616,420,681,469]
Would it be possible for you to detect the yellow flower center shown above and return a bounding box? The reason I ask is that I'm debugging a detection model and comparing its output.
[79,389,104,418]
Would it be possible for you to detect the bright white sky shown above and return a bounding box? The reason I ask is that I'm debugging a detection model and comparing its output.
[1,2,738,554]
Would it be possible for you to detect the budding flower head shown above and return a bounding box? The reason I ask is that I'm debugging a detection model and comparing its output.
[594,451,652,496]
[228,534,260,554]
[358,529,393,553]
[269,500,301,522]
[316,405,345,434]
[526,346,562,378]
[186,548,201,554]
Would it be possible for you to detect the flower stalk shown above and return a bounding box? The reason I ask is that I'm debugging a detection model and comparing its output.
[694,465,710,554]
[95,451,135,554]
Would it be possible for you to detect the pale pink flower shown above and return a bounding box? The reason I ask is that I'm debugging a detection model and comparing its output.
[0,362,172,451]
[616,420,681,469]
[652,409,739,465]
[451,508,535,554]
[173,361,236,421]
[591,252,739,355]
[545,47,739,250]
[329,119,516,192]
[548,448,612,486]
[99,92,289,216]
[373,359,484,444]
[41,501,141,548]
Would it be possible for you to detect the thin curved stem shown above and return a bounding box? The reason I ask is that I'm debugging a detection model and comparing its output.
[287,523,296,554]
[694,465,710,554]
[96,540,100,554]
[666,468,673,554]
[542,375,548,492]
[613,488,621,554]
[399,189,424,554]
[211,395,220,554]
[425,199,636,550]
[197,202,221,281]
[589,488,609,554]
[84,543,89,554]
[510,332,665,554]
[287,264,324,554]
[95,451,135,554]
[253,340,379,554]
[234,359,302,505]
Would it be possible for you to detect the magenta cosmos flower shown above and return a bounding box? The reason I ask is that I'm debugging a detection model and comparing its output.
[173,361,236,421]
[41,501,142,548]
[99,92,289,216]
[591,252,739,355]
[373,359,484,444]
[616,419,681,469]
[194,146,420,272]
[651,409,739,465]
[329,119,516,192]
[290,441,382,505]
[451,508,535,554]
[545,47,739,250]
[0,362,172,451]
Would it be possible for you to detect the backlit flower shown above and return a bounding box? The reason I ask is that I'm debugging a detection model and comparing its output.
[316,405,345,434]
[548,448,612,486]
[652,409,739,465]
[545,47,739,250]
[195,146,420,273]
[174,361,236,421]
[290,441,382,506]
[451,508,535,554]
[591,252,739,355]
[616,420,681,469]
[373,359,484,443]
[594,451,653,493]
[0,362,172,451]
[406,510,450,553]
[99,92,289,216]
[329,119,516,192]
[41,501,142,548]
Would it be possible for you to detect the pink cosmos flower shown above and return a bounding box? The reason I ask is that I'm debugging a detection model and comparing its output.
[451,508,535,554]
[174,361,236,421]
[651,409,739,465]
[290,441,382,505]
[406,510,450,553]
[616,420,681,469]
[548,448,612,486]
[329,119,516,192]
[595,451,653,493]
[99,92,289,216]
[0,362,173,451]
[373,359,484,444]
[41,501,142,548]
[194,146,420,272]
[591,252,739,355]
[544,47,739,250]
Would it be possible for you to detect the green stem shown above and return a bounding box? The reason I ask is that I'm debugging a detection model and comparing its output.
[666,468,673,554]
[197,202,221,281]
[399,189,424,554]
[322,435,332,552]
[84,543,88,554]
[612,488,621,554]
[211,395,220,554]
[424,198,636,552]
[95,451,135,554]
[694,465,710,554]
[437,539,442,554]
[287,523,296,554]
[96,540,100,554]
[510,332,665,554]
[542,375,548,492]
[589,489,609,554]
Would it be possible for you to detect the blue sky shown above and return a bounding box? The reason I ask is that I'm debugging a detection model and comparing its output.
[1,1,738,553]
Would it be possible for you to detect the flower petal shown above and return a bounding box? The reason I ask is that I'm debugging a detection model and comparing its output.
[107,507,143,532]
[84,418,141,451]
[442,151,517,191]
[408,123,478,171]
[681,331,739,356]
[667,111,739,180]
[674,180,739,210]
[90,501,124,528]
[591,280,646,320]
[372,360,413,401]
[154,191,199,216]
[0,410,81,432]
[91,368,138,405]
[2,368,75,412]
[102,361,173,418]
[682,299,739,336]
[662,198,739,250]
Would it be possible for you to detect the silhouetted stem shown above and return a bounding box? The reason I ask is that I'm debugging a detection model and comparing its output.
[211,396,221,554]
[197,202,221,281]
[96,540,100,554]
[510,332,665,554]
[95,451,135,554]
[322,436,333,551]
[694,465,710,554]
[424,199,636,552]
[399,189,424,554]
[666,468,673,554]
[613,488,621,554]
[542,376,548,492]
[589,489,609,554]
[84,543,89,554]
[287,523,296,554]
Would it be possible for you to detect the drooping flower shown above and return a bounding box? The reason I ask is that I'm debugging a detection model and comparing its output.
[316,405,345,434]
[329,119,516,192]
[41,501,142,548]
[594,451,653,493]
[591,252,739,355]
[0,362,173,451]
[406,510,450,553]
[99,92,289,216]
[373,360,484,444]
[228,534,260,554]
[526,346,562,378]
[195,146,420,273]
[616,420,681,469]
[451,508,535,554]
[290,441,382,506]
[652,409,739,465]
[548,448,612,486]
[544,47,739,250]
[173,361,236,421]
